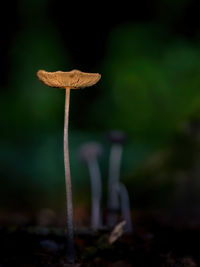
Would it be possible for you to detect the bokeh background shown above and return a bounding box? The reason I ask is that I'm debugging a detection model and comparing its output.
[1,0,200,226]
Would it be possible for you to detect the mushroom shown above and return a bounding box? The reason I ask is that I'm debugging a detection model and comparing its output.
[106,130,127,227]
[78,142,103,230]
[37,69,101,263]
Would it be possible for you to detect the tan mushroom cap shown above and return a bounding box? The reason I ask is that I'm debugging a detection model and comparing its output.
[37,69,101,89]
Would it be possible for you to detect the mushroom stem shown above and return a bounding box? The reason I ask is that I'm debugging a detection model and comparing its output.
[107,144,123,226]
[88,158,102,230]
[118,183,133,233]
[64,88,74,263]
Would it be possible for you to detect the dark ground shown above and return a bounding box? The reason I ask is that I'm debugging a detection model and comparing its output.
[0,212,199,267]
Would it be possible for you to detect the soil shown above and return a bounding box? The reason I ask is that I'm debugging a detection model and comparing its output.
[0,213,199,267]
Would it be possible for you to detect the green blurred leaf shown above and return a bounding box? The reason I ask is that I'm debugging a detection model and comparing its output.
[102,24,200,146]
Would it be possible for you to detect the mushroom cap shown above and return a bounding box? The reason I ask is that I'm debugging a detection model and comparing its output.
[107,130,128,144]
[78,142,103,162]
[37,69,101,89]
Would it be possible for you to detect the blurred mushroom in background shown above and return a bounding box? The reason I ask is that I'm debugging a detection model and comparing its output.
[78,142,103,230]
[106,130,129,227]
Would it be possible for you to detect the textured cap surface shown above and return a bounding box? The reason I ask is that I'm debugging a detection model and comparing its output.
[37,69,101,89]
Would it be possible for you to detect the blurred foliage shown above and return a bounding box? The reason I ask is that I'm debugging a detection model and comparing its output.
[3,0,69,133]
[124,126,200,213]
[100,24,200,147]
[1,0,200,213]
[0,0,70,210]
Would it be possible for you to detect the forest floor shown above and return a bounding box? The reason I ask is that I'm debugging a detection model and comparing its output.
[0,211,199,266]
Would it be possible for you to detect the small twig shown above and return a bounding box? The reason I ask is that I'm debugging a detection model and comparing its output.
[108,220,126,244]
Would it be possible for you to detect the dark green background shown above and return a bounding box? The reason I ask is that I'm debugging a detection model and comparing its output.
[1,0,200,221]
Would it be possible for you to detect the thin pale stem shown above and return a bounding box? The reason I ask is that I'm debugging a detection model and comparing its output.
[107,144,123,226]
[88,159,102,229]
[118,183,133,233]
[64,88,74,263]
